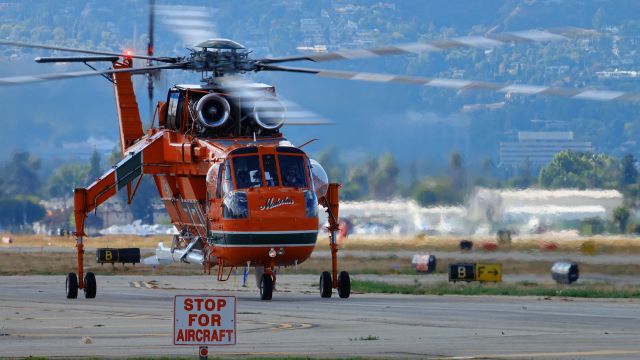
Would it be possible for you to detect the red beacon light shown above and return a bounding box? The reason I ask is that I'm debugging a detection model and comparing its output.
[123,49,133,61]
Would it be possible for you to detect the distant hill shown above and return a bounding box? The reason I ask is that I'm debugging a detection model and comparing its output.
[1,0,640,175]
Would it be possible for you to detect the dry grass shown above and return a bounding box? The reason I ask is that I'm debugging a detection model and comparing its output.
[2,251,639,277]
[0,234,166,249]
[329,234,640,254]
[0,251,201,276]
[2,233,640,277]
[4,233,640,255]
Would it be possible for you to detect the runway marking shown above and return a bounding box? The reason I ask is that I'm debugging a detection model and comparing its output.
[274,322,313,330]
[447,349,640,359]
[129,281,159,289]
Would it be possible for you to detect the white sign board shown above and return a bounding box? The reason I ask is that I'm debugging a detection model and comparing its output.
[173,295,236,346]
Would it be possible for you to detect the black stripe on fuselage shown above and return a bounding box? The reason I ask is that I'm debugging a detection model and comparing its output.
[211,231,318,247]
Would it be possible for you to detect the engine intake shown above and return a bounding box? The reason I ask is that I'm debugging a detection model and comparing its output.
[196,93,231,129]
[251,97,286,130]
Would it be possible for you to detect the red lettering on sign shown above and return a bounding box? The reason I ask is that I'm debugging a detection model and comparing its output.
[184,298,193,311]
[217,298,226,310]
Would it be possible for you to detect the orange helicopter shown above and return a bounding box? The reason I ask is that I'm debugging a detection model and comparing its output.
[0,8,631,301]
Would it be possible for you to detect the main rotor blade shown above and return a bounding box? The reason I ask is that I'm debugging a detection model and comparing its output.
[0,63,183,86]
[259,27,595,64]
[154,5,218,46]
[217,76,333,125]
[0,40,178,63]
[261,65,640,102]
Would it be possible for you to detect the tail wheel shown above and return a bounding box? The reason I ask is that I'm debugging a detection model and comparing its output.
[65,272,78,299]
[320,271,332,298]
[338,271,351,299]
[84,272,97,299]
[259,273,273,301]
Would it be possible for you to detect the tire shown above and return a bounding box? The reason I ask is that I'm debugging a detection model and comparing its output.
[259,273,273,301]
[337,271,351,299]
[84,272,97,299]
[320,271,332,298]
[66,272,78,299]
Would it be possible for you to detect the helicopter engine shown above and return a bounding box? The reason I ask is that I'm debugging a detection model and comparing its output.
[195,93,231,129]
[248,96,286,130]
[163,85,285,137]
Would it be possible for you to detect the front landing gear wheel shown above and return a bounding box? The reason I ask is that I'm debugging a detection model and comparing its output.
[320,271,332,298]
[66,272,78,299]
[260,273,273,301]
[84,272,96,299]
[338,271,351,298]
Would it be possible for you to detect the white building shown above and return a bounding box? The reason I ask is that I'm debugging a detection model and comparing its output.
[499,131,593,169]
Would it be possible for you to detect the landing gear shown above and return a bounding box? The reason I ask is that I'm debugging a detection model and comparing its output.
[66,272,78,299]
[319,183,351,300]
[259,273,273,301]
[84,272,97,299]
[320,271,332,298]
[338,270,351,299]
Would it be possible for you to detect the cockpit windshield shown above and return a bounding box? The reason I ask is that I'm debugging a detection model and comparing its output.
[262,155,280,187]
[229,149,309,190]
[279,155,308,188]
[232,155,262,189]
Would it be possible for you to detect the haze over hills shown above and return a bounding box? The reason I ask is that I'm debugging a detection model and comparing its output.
[1,0,640,175]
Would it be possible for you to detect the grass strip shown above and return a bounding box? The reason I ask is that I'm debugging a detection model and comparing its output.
[351,279,640,298]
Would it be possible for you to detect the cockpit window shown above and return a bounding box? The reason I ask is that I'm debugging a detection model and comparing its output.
[221,161,232,196]
[232,155,262,189]
[279,155,308,188]
[262,155,280,187]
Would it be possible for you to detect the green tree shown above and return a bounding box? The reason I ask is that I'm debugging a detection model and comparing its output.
[2,151,41,196]
[539,151,620,189]
[316,148,342,183]
[620,154,638,187]
[369,153,399,200]
[613,206,631,233]
[343,166,369,200]
[449,152,466,190]
[127,176,157,224]
[412,178,463,206]
[47,163,89,199]
[87,148,102,184]
[0,196,45,228]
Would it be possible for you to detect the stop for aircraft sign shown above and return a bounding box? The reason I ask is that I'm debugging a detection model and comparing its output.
[173,295,236,346]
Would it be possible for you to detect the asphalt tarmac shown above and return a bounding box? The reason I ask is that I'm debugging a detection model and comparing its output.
[1,275,640,359]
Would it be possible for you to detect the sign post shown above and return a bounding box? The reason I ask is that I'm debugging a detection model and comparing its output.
[174,295,236,357]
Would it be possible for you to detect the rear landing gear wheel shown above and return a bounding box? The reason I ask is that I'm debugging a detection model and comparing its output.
[338,271,351,299]
[84,272,96,299]
[260,273,273,301]
[320,271,332,298]
[66,272,78,299]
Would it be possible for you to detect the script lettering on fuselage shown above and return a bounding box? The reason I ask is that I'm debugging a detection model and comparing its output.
[259,197,294,211]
